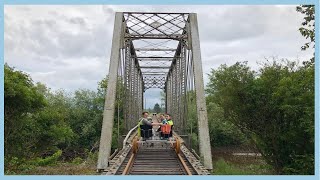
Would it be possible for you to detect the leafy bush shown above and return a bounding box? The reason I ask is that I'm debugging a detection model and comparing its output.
[72,157,83,165]
[32,150,62,166]
[206,101,247,147]
[207,60,314,174]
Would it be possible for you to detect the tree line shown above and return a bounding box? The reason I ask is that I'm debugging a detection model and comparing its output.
[4,64,124,173]
[205,59,314,174]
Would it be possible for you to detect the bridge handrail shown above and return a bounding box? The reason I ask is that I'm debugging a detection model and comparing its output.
[123,125,139,148]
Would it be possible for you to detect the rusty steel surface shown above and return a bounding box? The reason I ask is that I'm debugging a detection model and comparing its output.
[177,153,192,175]
[122,152,136,175]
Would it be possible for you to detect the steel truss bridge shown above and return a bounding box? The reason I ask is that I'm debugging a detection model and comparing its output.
[97,12,212,175]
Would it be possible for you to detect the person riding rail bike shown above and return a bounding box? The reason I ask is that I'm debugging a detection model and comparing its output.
[159,113,174,140]
[138,112,161,140]
[165,113,174,138]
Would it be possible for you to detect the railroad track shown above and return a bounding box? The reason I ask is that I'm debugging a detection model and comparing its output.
[104,126,210,175]
[117,146,197,175]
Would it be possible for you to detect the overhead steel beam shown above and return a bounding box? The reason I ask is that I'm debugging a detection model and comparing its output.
[125,34,187,40]
[138,58,173,62]
[142,72,167,74]
[137,57,176,61]
[140,66,171,69]
[124,12,189,15]
[135,48,176,51]
[142,73,167,76]
[136,56,177,59]
[142,72,167,75]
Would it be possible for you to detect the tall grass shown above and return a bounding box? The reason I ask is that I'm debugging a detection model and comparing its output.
[212,158,273,175]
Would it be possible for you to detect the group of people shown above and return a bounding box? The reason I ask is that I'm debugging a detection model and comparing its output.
[138,111,174,140]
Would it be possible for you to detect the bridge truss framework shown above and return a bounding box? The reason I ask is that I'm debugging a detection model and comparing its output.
[97,12,213,171]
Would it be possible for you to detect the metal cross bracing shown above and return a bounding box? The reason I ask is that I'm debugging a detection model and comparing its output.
[97,12,213,173]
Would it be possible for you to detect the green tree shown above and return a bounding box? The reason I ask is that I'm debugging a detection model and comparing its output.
[4,64,47,158]
[153,103,161,113]
[185,91,199,151]
[5,64,78,173]
[296,5,315,64]
[207,60,314,174]
[4,65,127,173]
[206,100,247,147]
[296,5,315,50]
[33,89,74,155]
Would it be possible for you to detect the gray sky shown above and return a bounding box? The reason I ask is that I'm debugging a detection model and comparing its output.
[4,5,313,108]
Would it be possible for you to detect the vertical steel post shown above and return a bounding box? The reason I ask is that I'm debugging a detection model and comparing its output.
[97,12,124,171]
[181,45,186,134]
[124,41,130,131]
[176,56,181,133]
[189,13,213,170]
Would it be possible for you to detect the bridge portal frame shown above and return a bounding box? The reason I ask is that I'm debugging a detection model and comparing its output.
[97,12,212,171]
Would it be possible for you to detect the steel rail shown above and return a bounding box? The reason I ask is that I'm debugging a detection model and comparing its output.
[109,148,119,160]
[177,153,192,175]
[119,148,193,175]
[123,125,138,148]
[122,151,136,175]
[118,136,195,175]
[105,133,210,175]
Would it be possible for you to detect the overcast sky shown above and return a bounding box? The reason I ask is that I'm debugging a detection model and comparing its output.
[4,5,313,108]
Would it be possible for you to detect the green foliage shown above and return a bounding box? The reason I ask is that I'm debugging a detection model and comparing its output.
[72,157,83,165]
[5,157,36,175]
[205,62,251,147]
[4,64,47,158]
[185,91,199,150]
[206,101,247,147]
[67,89,103,151]
[186,90,241,151]
[296,5,315,65]
[296,5,315,51]
[153,103,161,113]
[5,150,62,174]
[85,151,99,165]
[206,60,314,174]
[4,64,125,174]
[213,158,246,175]
[5,157,25,174]
[32,150,62,166]
[33,89,75,154]
[190,132,199,152]
[213,158,272,175]
[4,64,46,115]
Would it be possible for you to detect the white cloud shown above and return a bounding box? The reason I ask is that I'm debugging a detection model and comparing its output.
[4,5,314,108]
